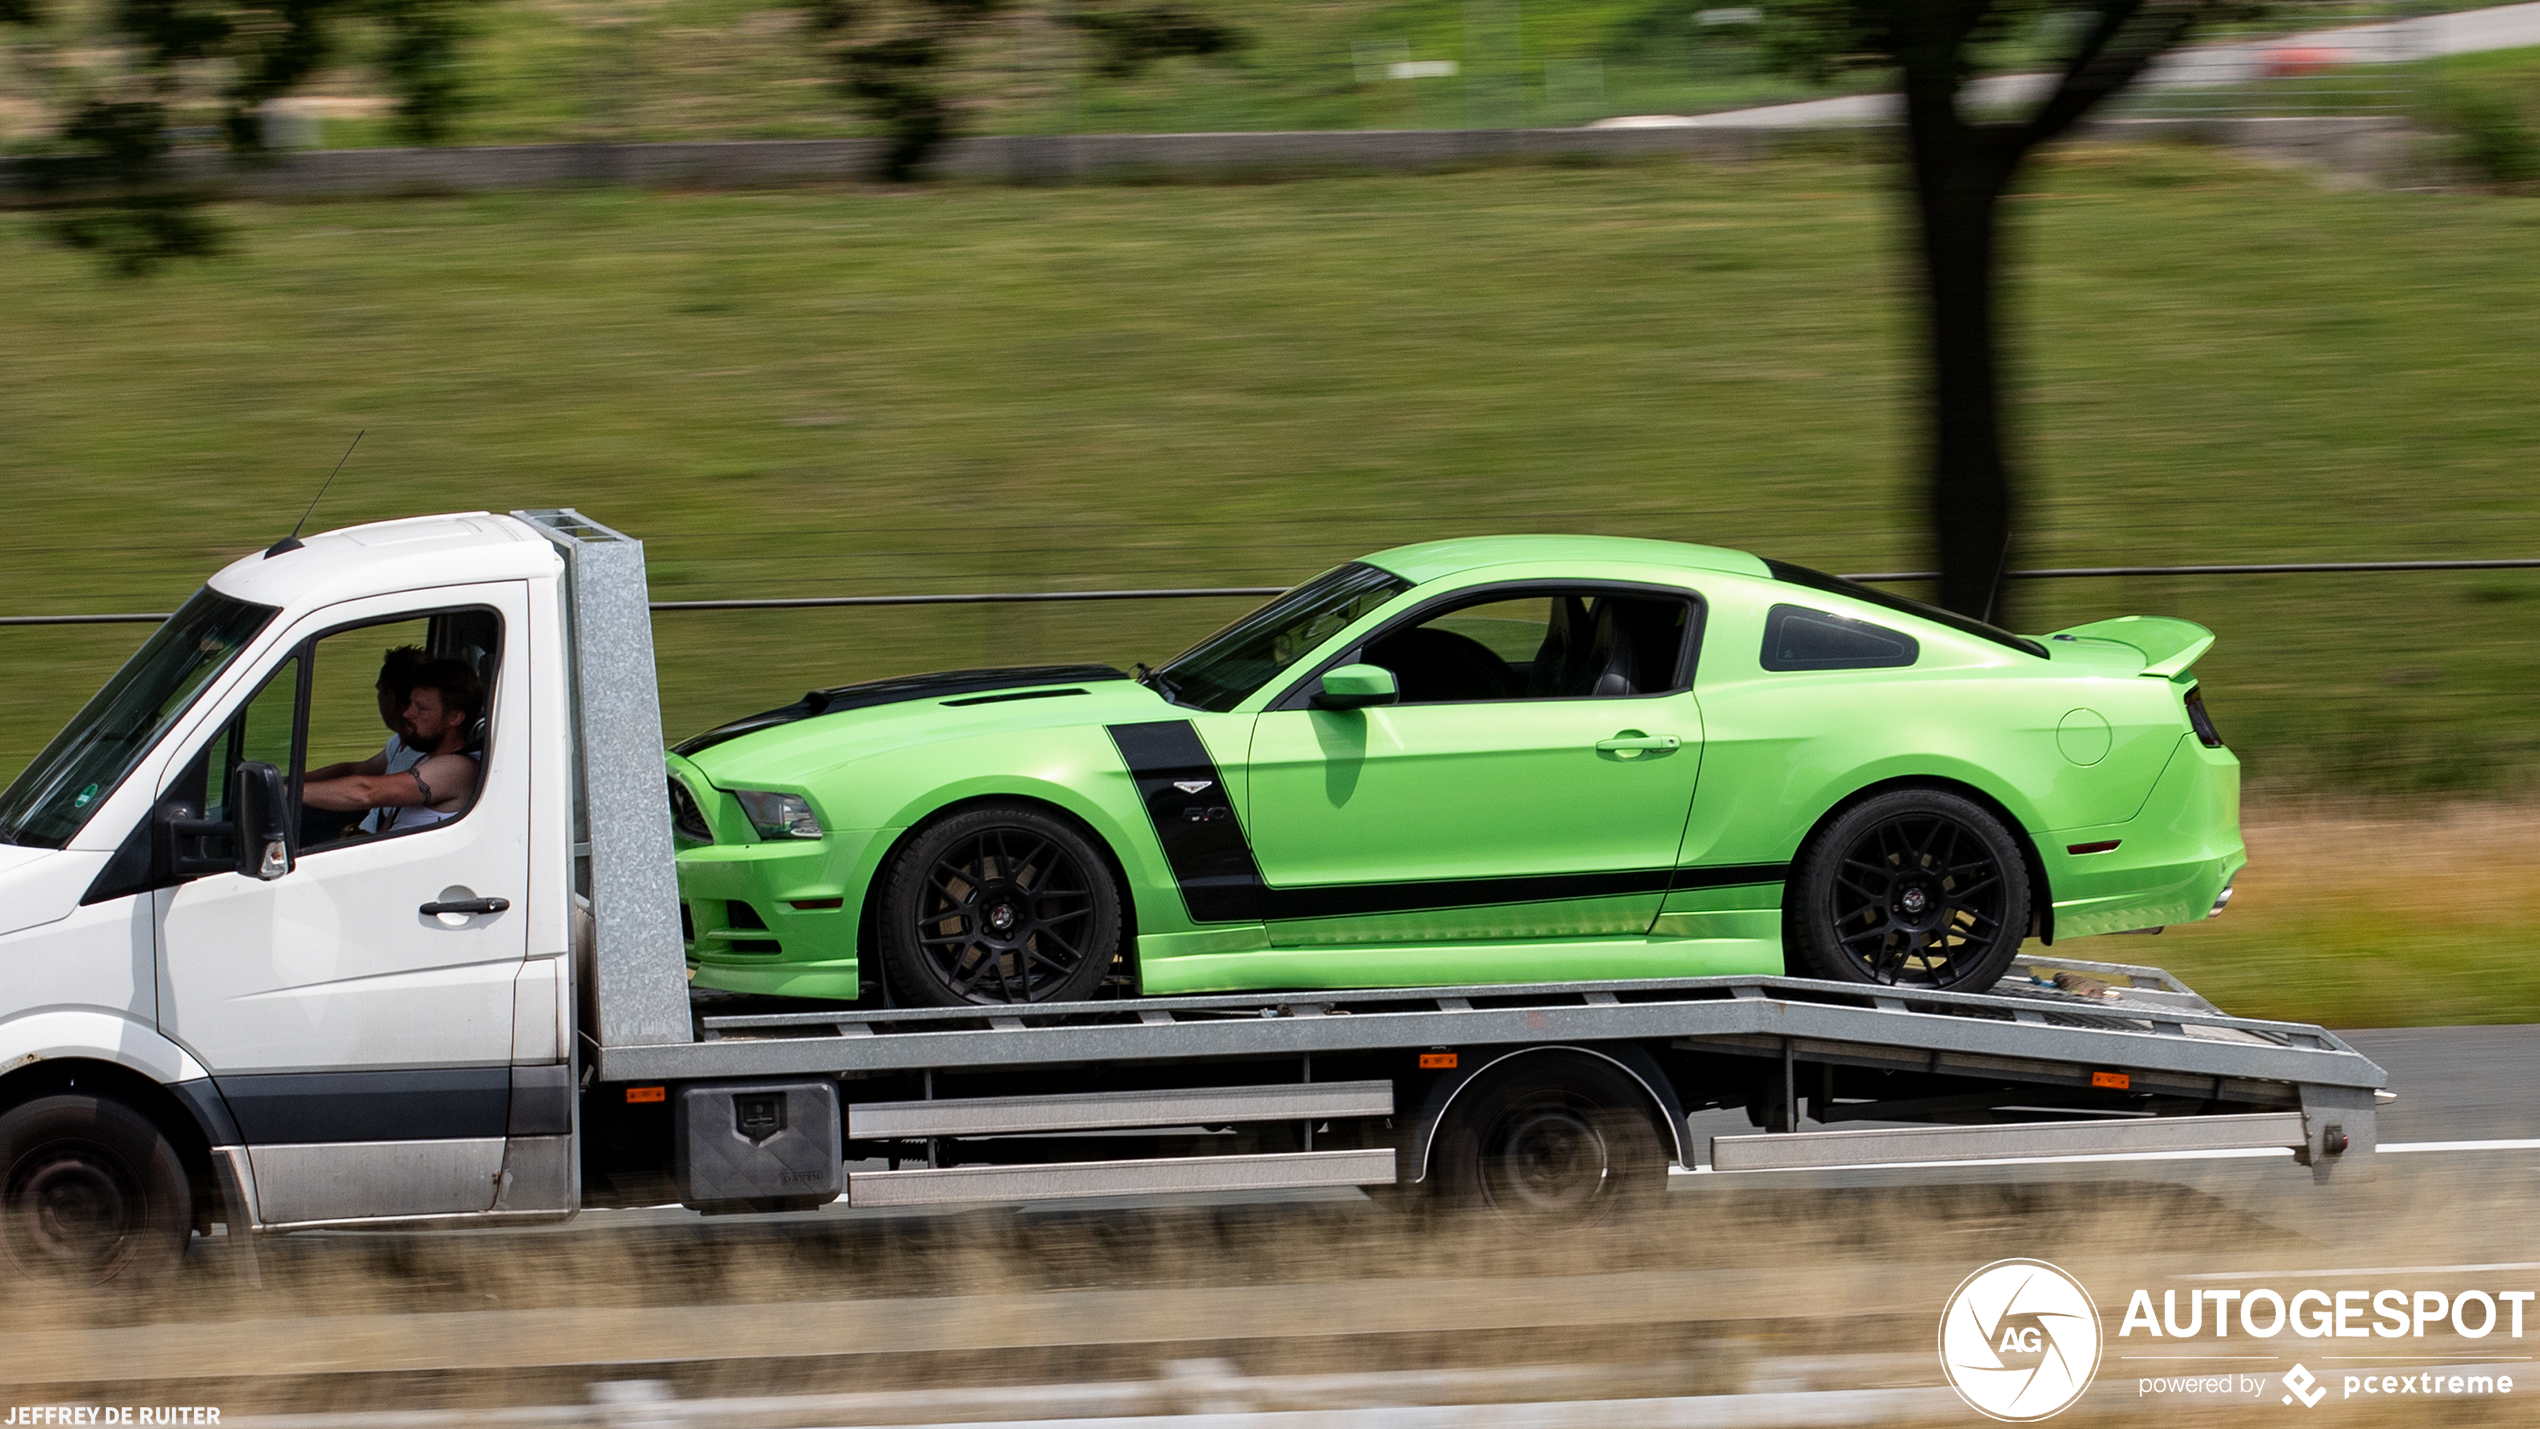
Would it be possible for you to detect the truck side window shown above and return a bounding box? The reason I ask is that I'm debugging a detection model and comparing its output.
[205,657,302,826]
[297,611,501,853]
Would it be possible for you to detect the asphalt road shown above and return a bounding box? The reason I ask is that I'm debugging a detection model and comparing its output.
[2343,1023,2540,1143]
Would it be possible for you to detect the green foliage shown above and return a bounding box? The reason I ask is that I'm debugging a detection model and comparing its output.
[793,1,1246,179]
[368,0,484,144]
[1064,4,1246,80]
[3,0,487,273]
[796,0,1014,180]
[23,99,222,275]
[2441,85,2539,186]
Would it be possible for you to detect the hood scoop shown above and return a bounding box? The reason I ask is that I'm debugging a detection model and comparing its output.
[674,664,1129,755]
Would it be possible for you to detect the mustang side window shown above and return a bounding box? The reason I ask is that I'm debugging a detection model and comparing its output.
[1363,592,1693,704]
[1760,604,1919,672]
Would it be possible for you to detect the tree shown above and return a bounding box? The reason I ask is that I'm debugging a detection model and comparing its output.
[4,0,486,274]
[1761,1,2256,623]
[794,0,1244,183]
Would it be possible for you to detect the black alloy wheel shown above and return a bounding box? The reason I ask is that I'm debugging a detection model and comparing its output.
[1790,788,2032,994]
[878,803,1123,1007]
[1430,1054,1667,1229]
[0,1094,193,1288]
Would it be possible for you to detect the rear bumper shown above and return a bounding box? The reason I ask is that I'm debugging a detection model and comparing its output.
[2046,734,2244,940]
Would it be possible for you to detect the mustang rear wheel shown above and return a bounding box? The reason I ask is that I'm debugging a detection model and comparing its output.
[878,803,1123,1007]
[1790,789,2031,993]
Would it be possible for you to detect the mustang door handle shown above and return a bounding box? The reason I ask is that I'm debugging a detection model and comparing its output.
[421,897,511,916]
[1595,734,1682,753]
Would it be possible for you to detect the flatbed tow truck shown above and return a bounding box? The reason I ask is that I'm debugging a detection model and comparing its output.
[0,511,2383,1283]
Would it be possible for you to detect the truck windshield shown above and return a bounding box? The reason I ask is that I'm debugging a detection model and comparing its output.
[1149,562,1411,712]
[0,588,276,849]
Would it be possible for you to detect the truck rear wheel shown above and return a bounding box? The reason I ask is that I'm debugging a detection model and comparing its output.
[879,803,1124,1007]
[0,1094,192,1288]
[1429,1054,1667,1228]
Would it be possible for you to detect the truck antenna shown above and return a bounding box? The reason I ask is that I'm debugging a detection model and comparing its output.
[265,429,365,558]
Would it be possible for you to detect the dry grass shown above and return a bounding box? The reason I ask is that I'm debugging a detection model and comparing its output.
[2148,799,2540,1028]
[5,1151,2530,1419]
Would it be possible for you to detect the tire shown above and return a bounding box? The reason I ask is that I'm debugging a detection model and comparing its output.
[1430,1054,1668,1229]
[0,1094,192,1288]
[1789,787,2032,994]
[878,802,1124,1007]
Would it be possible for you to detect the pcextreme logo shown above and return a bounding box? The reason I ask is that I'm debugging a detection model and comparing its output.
[1939,1259,2104,1421]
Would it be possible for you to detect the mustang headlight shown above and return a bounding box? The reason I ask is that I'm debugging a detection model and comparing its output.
[732,789,825,841]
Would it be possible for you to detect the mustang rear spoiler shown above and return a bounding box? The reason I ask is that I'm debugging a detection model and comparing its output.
[2047,615,2215,678]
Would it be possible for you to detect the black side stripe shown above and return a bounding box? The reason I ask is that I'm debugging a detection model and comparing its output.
[1109,720,1266,923]
[1110,720,1791,925]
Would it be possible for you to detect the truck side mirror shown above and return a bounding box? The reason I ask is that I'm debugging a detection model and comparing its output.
[164,762,294,881]
[1313,663,1399,711]
[232,761,294,881]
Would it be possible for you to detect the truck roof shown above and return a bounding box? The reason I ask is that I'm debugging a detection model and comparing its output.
[208,512,560,611]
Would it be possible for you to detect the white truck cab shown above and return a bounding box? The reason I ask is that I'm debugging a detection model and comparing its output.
[0,510,687,1282]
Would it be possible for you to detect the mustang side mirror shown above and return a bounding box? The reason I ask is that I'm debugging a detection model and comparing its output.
[233,761,294,881]
[1314,664,1399,711]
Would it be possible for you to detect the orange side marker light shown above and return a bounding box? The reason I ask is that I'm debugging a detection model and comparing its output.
[627,1085,667,1103]
[1419,1052,1458,1070]
[2091,1071,2131,1091]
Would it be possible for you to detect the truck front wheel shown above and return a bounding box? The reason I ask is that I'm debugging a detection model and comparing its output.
[0,1094,193,1287]
[878,802,1124,1007]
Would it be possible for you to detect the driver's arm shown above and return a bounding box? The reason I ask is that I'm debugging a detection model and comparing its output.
[305,753,479,814]
[303,766,427,812]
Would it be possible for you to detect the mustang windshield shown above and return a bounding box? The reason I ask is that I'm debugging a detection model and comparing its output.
[1152,562,1411,712]
[0,588,276,849]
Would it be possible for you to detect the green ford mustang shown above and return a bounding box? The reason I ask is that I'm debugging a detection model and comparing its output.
[668,535,2243,1006]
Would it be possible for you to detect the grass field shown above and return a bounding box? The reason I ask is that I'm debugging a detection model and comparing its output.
[2,145,2535,1021]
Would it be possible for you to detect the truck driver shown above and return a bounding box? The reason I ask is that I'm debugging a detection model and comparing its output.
[302,658,486,836]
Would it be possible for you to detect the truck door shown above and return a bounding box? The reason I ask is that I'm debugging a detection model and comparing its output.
[155,584,531,1225]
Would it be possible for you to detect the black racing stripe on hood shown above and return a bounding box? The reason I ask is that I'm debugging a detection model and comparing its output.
[674,664,1130,755]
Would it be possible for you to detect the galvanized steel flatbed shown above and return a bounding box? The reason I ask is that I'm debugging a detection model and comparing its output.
[605,954,2379,1093]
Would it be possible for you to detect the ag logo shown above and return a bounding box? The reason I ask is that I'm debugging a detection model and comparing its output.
[1939,1259,2103,1421]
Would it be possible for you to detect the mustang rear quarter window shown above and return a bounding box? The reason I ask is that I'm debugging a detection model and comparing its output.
[1760,604,1919,672]
[1763,558,2047,658]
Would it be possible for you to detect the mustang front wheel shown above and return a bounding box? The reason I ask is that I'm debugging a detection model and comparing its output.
[878,803,1123,1007]
[1790,789,2031,993]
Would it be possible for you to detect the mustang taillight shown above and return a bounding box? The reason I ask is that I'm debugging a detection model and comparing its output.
[2184,686,2224,749]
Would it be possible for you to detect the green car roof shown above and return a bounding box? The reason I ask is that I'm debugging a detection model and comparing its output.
[1360,534,1773,585]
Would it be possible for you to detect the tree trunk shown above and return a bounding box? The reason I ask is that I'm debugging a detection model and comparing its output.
[1897,26,2024,628]
[1911,154,2016,625]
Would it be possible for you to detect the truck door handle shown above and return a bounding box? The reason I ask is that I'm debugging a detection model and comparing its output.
[421,897,511,916]
[1595,734,1681,754]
